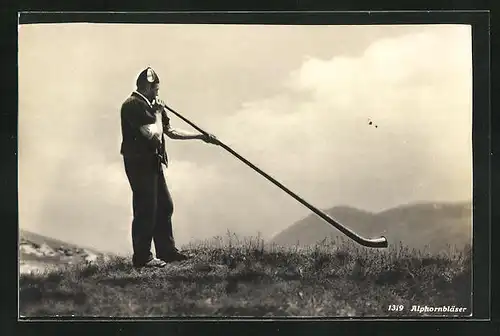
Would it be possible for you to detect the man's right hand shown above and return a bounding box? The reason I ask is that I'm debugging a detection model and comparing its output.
[201,133,220,145]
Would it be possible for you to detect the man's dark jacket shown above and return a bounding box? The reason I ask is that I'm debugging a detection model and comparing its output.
[120,92,169,166]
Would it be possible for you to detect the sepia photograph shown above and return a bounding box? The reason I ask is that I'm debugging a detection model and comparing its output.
[18,18,475,318]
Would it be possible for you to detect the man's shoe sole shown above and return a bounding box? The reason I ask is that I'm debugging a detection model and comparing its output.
[133,261,167,268]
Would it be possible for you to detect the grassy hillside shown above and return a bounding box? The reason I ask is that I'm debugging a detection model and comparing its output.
[271,201,472,253]
[19,229,104,255]
[19,235,472,317]
[19,229,107,274]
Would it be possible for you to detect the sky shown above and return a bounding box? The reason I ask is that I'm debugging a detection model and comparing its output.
[18,23,472,254]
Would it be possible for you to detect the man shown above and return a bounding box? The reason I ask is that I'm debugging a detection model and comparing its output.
[120,67,219,268]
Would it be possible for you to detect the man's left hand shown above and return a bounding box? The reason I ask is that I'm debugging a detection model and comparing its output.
[153,98,166,111]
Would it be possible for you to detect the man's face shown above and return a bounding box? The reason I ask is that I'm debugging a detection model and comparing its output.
[151,83,160,98]
[145,83,160,99]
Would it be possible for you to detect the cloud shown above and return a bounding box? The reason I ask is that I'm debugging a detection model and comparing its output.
[216,25,472,209]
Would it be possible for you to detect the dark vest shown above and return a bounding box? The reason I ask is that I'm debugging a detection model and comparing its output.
[120,92,169,166]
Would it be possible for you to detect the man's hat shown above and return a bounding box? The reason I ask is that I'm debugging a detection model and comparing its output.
[136,67,160,87]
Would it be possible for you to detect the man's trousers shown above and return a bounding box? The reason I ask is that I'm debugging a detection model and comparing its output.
[123,155,176,266]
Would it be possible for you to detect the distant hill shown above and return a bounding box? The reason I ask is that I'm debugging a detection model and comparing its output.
[19,229,108,274]
[270,201,472,253]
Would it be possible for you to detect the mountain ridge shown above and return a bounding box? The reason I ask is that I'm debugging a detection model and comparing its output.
[271,200,472,253]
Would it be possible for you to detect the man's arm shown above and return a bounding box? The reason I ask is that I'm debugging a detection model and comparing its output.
[165,125,205,140]
[161,108,218,143]
[122,100,161,145]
